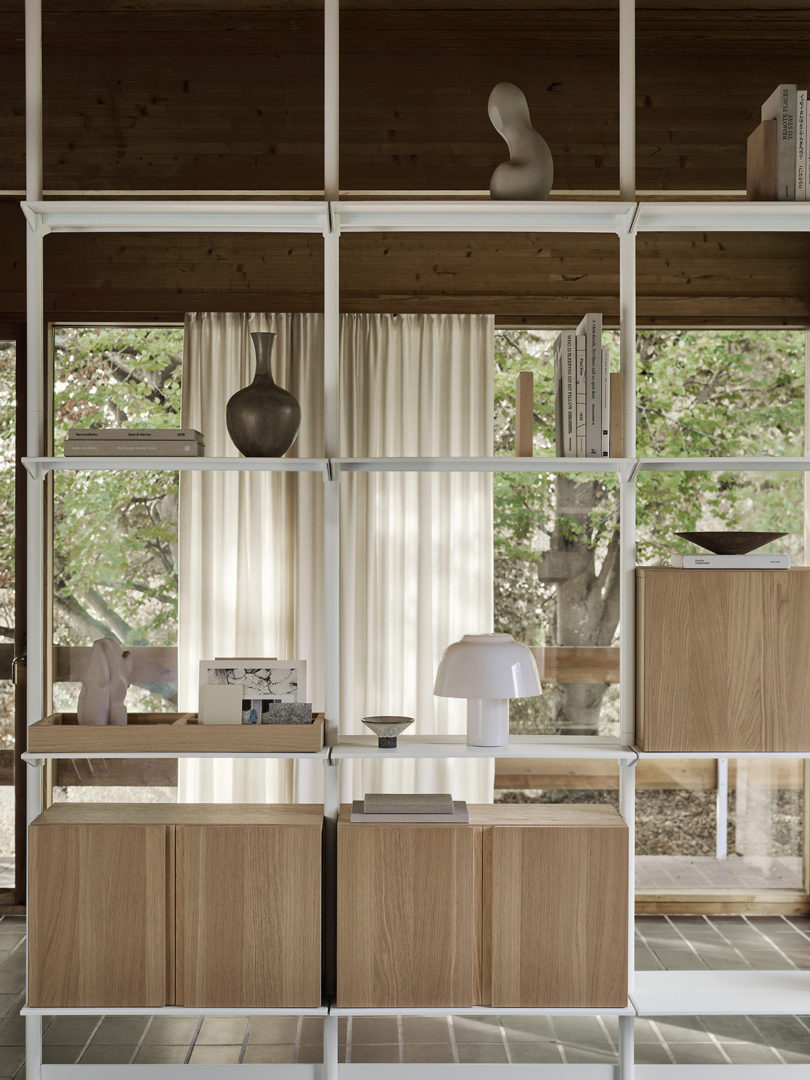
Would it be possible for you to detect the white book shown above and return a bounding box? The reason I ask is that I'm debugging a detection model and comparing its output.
[577,313,602,457]
[553,334,564,457]
[64,439,205,457]
[68,427,204,442]
[670,553,790,569]
[762,83,797,199]
[561,330,576,456]
[798,90,808,201]
[575,333,587,456]
[601,346,611,457]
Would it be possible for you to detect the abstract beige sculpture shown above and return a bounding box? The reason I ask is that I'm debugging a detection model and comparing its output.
[77,637,133,725]
[488,82,553,200]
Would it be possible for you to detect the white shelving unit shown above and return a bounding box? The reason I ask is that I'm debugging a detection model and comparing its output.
[19,0,809,1077]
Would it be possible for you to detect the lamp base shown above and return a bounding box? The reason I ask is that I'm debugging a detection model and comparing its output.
[467,699,509,747]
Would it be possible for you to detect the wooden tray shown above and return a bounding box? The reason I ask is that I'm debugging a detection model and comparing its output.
[27,712,325,754]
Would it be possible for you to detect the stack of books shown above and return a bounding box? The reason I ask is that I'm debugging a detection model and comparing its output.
[747,83,808,200]
[553,313,613,457]
[350,793,469,823]
[670,553,790,569]
[64,428,205,457]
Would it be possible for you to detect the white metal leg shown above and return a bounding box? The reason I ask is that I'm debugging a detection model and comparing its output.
[619,1014,635,1080]
[26,1014,42,1080]
[715,758,728,859]
[323,1013,339,1080]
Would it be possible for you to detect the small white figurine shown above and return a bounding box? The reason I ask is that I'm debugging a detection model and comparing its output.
[488,82,554,200]
[77,638,133,726]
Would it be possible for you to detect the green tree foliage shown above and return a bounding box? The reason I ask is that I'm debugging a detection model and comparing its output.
[494,328,805,736]
[53,327,184,708]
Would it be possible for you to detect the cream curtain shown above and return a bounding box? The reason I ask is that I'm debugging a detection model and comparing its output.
[178,312,494,804]
[339,314,495,803]
[178,312,324,802]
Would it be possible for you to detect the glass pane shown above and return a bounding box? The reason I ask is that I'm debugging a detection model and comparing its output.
[52,327,182,714]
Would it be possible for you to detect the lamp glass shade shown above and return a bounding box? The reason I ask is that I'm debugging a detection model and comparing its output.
[433,633,541,699]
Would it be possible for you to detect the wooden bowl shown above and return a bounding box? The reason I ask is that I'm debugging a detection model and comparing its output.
[675,531,787,555]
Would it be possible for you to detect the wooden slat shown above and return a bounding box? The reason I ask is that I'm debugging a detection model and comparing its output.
[495,757,803,790]
[515,372,533,457]
[54,757,178,787]
[53,644,176,687]
[537,645,620,684]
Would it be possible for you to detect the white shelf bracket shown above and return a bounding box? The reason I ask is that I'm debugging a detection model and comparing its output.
[21,203,49,238]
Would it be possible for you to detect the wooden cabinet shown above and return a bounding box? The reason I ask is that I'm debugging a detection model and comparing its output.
[336,803,628,1009]
[637,568,810,752]
[479,806,628,1008]
[336,806,481,1007]
[29,804,323,1009]
[176,807,322,1008]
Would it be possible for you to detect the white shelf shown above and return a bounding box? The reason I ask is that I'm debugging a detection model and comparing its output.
[636,748,810,759]
[332,200,636,235]
[332,734,635,761]
[22,456,329,481]
[22,750,329,765]
[631,970,810,1016]
[637,456,810,473]
[635,200,810,233]
[330,1003,634,1017]
[21,200,329,234]
[334,457,628,475]
[21,1004,328,1017]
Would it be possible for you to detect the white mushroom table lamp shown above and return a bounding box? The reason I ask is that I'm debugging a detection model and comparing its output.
[433,633,542,747]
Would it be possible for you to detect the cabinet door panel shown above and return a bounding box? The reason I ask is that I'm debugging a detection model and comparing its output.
[764,572,810,751]
[337,822,480,1007]
[28,823,171,1007]
[176,824,321,1008]
[485,825,628,1008]
[638,569,765,751]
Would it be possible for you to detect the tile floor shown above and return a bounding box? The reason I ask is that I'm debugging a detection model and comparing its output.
[1,915,809,1072]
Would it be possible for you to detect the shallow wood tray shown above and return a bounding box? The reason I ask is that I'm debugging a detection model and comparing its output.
[27,712,325,755]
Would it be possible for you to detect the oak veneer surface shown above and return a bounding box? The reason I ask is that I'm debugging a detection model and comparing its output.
[176,820,322,1007]
[637,569,810,752]
[336,806,480,1007]
[32,802,323,827]
[28,821,171,1007]
[484,814,628,1007]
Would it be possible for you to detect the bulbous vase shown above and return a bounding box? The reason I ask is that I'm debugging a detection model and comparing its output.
[226,331,301,457]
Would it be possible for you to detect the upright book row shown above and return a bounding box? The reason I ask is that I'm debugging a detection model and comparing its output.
[747,83,808,200]
[553,313,613,458]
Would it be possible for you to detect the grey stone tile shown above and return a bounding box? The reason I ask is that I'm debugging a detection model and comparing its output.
[300,1017,325,1042]
[189,1044,241,1064]
[196,1016,248,1045]
[635,1042,672,1064]
[457,1042,507,1063]
[702,1015,766,1043]
[721,1041,784,1064]
[80,1044,137,1064]
[551,1016,611,1046]
[749,1014,810,1054]
[297,1043,347,1064]
[0,1019,23,1046]
[452,1016,503,1043]
[782,1049,810,1064]
[633,1019,664,1043]
[92,1016,149,1044]
[350,1044,400,1063]
[668,1042,728,1064]
[141,1016,199,1045]
[243,1044,295,1064]
[0,1046,24,1078]
[351,1016,399,1044]
[43,1016,98,1045]
[401,1017,450,1043]
[635,944,665,970]
[41,1045,79,1065]
[509,1041,564,1063]
[134,1045,188,1064]
[653,1018,712,1042]
[0,998,20,1020]
[248,1016,298,1044]
[564,1046,617,1064]
[500,1015,554,1041]
[403,1043,454,1063]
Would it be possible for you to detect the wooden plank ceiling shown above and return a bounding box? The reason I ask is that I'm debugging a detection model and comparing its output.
[0,2,810,322]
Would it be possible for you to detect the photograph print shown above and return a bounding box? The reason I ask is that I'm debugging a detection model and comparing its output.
[199,659,306,702]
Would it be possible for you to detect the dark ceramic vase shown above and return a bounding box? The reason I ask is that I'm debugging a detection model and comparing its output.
[226,331,301,457]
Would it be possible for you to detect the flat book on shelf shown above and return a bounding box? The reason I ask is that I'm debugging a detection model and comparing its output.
[350,800,469,824]
[363,792,454,815]
[64,439,205,457]
[68,428,204,442]
[669,553,790,569]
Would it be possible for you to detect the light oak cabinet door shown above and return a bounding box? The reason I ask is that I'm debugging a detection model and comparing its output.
[637,569,810,751]
[28,822,172,1008]
[176,823,322,1008]
[483,814,628,1008]
[336,811,480,1007]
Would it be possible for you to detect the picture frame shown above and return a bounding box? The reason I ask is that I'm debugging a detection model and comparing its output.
[198,659,307,704]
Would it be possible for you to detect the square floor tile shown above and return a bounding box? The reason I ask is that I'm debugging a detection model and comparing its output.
[248,1017,298,1044]
[509,1041,564,1064]
[196,1017,248,1045]
[243,1044,294,1064]
[134,1045,188,1064]
[403,1043,455,1063]
[189,1044,242,1064]
[351,1016,399,1044]
[141,1016,199,1045]
[350,1044,400,1063]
